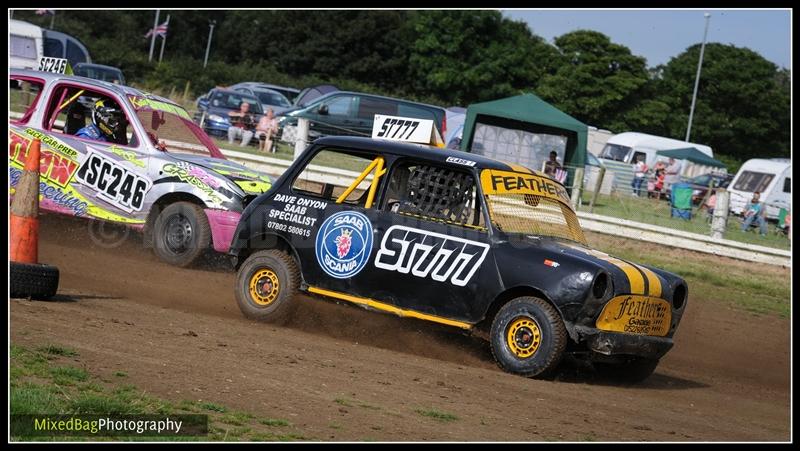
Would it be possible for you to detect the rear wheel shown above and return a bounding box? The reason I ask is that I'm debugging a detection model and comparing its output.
[152,202,211,267]
[489,297,567,378]
[235,250,300,324]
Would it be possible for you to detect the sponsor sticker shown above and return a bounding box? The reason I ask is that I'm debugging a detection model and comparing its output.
[445,156,477,167]
[315,211,373,279]
[480,169,571,205]
[595,295,672,337]
[9,130,79,188]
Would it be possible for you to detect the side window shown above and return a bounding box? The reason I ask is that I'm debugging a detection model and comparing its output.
[292,148,384,207]
[10,78,44,125]
[44,38,64,58]
[783,177,791,194]
[397,104,436,122]
[10,35,37,59]
[632,151,647,164]
[66,40,88,64]
[383,161,485,229]
[357,97,397,119]
[45,85,138,148]
[321,95,355,117]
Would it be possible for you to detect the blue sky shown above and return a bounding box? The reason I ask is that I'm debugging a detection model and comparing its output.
[502,9,791,69]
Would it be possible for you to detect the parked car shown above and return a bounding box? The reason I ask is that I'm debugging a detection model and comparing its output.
[229,133,689,382]
[277,91,447,142]
[686,173,733,205]
[195,88,264,139]
[228,82,294,115]
[73,63,126,85]
[293,84,339,107]
[227,81,300,104]
[10,69,273,267]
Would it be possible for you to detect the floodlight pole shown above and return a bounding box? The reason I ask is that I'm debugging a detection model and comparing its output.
[204,20,216,69]
[686,13,711,142]
[148,9,160,62]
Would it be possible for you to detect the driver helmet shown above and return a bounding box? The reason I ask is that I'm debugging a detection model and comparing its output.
[92,99,123,138]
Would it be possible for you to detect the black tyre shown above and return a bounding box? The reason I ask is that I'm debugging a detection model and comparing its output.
[10,262,59,300]
[489,297,567,378]
[593,357,660,384]
[235,250,300,324]
[152,202,211,267]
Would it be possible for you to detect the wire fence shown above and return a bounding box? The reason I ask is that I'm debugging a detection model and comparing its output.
[562,163,791,251]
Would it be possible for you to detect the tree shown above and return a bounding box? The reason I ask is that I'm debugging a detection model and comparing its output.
[657,43,790,161]
[536,30,650,130]
[407,10,559,105]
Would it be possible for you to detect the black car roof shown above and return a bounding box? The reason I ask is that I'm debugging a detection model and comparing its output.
[312,135,539,174]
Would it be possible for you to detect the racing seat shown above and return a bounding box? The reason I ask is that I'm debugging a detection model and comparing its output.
[64,102,88,135]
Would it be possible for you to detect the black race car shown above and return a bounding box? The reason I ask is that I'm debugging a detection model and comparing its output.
[229,135,688,382]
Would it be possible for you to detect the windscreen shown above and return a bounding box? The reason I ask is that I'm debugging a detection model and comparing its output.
[599,143,632,162]
[130,97,223,159]
[256,91,291,108]
[211,91,263,114]
[732,171,774,193]
[481,169,586,244]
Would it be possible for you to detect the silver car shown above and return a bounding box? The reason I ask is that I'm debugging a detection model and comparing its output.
[9,69,274,267]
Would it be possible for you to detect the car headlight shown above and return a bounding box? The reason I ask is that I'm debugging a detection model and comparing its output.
[208,114,226,123]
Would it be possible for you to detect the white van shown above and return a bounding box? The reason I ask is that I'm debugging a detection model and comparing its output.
[9,19,44,70]
[599,132,714,175]
[727,158,791,220]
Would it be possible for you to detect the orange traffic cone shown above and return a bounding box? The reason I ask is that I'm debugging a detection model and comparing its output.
[10,138,41,263]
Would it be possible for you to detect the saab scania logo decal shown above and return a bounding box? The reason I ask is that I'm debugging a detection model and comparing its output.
[374,225,490,287]
[315,211,373,279]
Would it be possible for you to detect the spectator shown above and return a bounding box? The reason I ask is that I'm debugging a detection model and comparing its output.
[648,167,665,199]
[664,157,682,194]
[256,108,279,153]
[741,191,768,236]
[631,155,648,196]
[227,101,255,147]
[703,191,717,222]
[543,151,562,177]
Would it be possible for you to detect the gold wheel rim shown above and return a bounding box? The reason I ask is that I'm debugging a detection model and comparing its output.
[249,269,280,306]
[506,317,541,359]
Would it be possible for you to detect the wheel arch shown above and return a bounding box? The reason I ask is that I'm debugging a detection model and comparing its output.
[234,232,303,281]
[477,285,567,334]
[143,192,206,241]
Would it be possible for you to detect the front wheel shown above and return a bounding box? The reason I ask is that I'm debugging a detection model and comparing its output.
[235,250,300,324]
[152,202,211,267]
[489,297,567,378]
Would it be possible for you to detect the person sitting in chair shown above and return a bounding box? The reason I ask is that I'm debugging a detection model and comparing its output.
[741,192,768,236]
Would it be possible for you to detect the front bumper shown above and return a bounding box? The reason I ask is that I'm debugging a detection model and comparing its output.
[574,325,674,359]
[205,209,242,253]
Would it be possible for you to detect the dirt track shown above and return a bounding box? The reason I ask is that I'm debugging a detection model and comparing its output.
[10,214,791,441]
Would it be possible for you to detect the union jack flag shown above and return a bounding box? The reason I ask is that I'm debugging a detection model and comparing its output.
[35,9,55,15]
[144,21,169,39]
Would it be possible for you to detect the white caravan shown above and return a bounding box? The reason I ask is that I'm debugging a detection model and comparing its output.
[9,19,44,70]
[727,158,791,220]
[599,132,718,177]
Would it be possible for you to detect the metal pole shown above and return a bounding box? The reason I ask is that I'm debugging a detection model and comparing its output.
[203,21,216,69]
[686,13,711,142]
[159,15,170,63]
[49,12,55,29]
[148,9,160,62]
